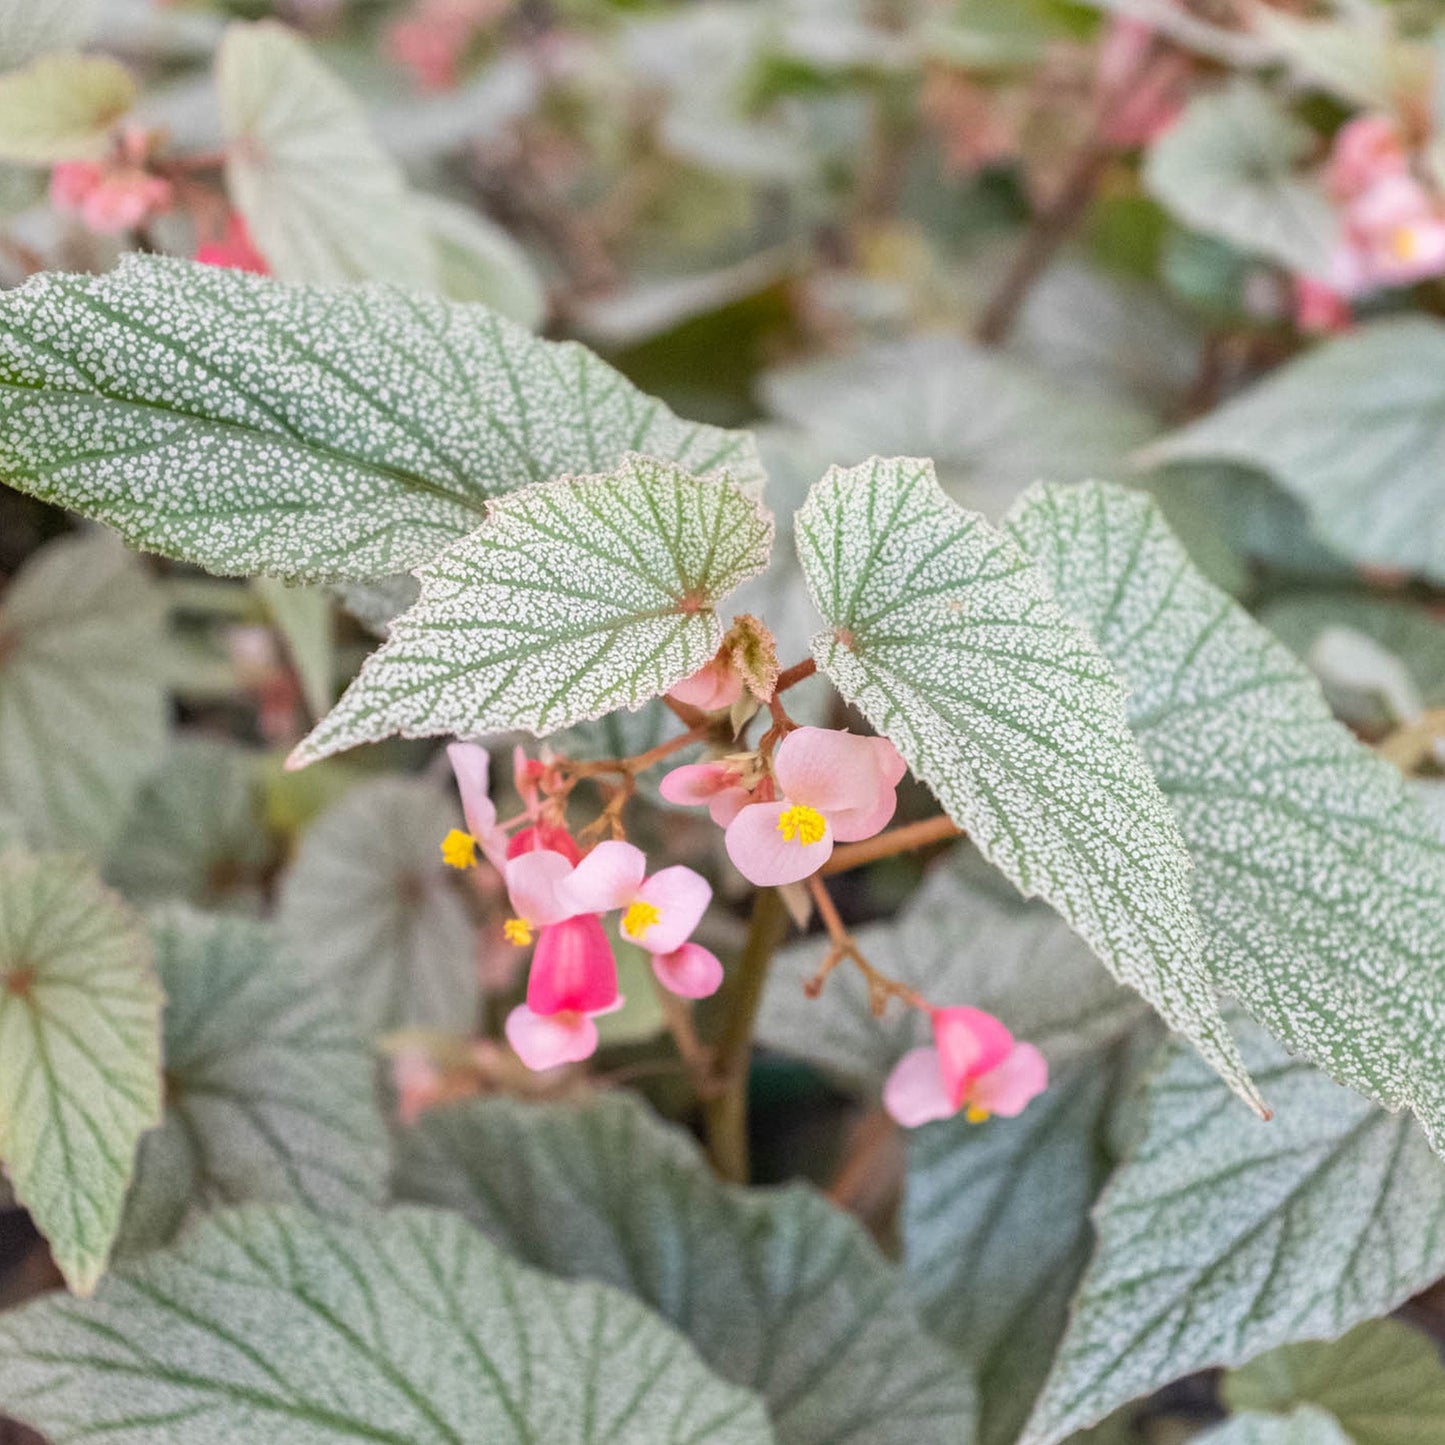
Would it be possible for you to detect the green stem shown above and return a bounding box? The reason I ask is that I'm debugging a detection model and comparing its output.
[704,887,789,1183]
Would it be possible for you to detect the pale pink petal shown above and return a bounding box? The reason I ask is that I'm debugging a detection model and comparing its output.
[708,786,753,827]
[828,785,899,844]
[670,659,744,711]
[725,799,834,886]
[932,1007,1014,1107]
[447,742,509,870]
[869,736,908,788]
[651,943,724,999]
[505,1005,599,1071]
[1325,114,1407,202]
[560,839,646,914]
[504,849,575,925]
[772,728,879,815]
[392,1050,442,1125]
[629,865,711,954]
[882,1047,957,1127]
[513,744,542,814]
[967,1042,1049,1118]
[660,762,737,807]
[526,915,619,1016]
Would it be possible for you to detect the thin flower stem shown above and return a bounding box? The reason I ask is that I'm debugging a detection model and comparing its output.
[804,875,930,1015]
[704,887,790,1182]
[822,814,965,874]
[774,658,817,693]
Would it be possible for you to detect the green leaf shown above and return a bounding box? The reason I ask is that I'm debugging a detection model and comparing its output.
[0,1204,776,1444]
[293,454,773,764]
[1197,1409,1353,1445]
[254,577,335,721]
[1019,1019,1445,1445]
[276,776,477,1034]
[903,1059,1122,1445]
[1145,319,1445,584]
[0,52,135,164]
[104,738,271,908]
[759,854,1145,1089]
[1254,7,1421,111]
[0,254,764,583]
[119,906,387,1255]
[1143,80,1339,277]
[397,1093,976,1445]
[762,337,1155,518]
[1225,1319,1445,1445]
[794,457,1258,1111]
[0,532,168,855]
[0,0,98,71]
[1008,482,1445,1150]
[422,194,546,329]
[218,20,434,288]
[0,850,161,1294]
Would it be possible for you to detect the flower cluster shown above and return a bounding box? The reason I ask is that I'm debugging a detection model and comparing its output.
[385,0,513,91]
[442,743,722,1072]
[50,130,173,237]
[662,725,907,886]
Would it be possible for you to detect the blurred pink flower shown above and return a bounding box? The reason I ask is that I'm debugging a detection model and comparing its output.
[669,657,744,712]
[883,1006,1048,1128]
[195,214,269,275]
[51,159,172,235]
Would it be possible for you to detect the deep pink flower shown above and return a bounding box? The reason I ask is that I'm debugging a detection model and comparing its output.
[723,728,905,886]
[1293,276,1352,334]
[883,1006,1048,1128]
[669,658,744,712]
[196,214,269,275]
[526,914,619,1016]
[560,840,712,956]
[659,761,753,826]
[651,942,724,999]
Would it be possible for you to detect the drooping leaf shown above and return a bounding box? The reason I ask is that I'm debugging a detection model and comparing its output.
[0,255,764,583]
[119,906,388,1255]
[0,52,135,164]
[1143,79,1339,277]
[0,1204,776,1444]
[218,20,434,288]
[1196,1410,1353,1445]
[759,853,1145,1089]
[421,194,546,328]
[293,455,773,764]
[0,532,168,855]
[253,577,334,721]
[762,336,1155,518]
[794,457,1257,1110]
[0,850,161,1294]
[1020,1020,1445,1445]
[397,1093,977,1445]
[276,776,477,1034]
[1224,1319,1445,1445]
[1008,482,1445,1150]
[904,1060,1122,1445]
[105,738,271,908]
[1144,319,1445,583]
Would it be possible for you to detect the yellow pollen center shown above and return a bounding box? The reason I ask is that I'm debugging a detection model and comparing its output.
[503,917,534,947]
[441,829,477,870]
[965,1104,991,1125]
[623,900,662,937]
[1391,226,1422,261]
[776,804,826,846]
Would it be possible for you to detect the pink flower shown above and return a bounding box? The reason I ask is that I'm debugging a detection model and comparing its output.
[560,840,712,956]
[1335,173,1445,292]
[1325,115,1408,203]
[1293,276,1352,334]
[51,161,173,235]
[669,658,744,712]
[526,913,619,1016]
[392,1049,445,1125]
[505,1003,605,1071]
[723,728,905,887]
[501,849,576,944]
[660,761,753,826]
[445,742,510,872]
[883,1007,1048,1128]
[195,214,269,275]
[1097,18,1188,147]
[651,942,724,1000]
[49,161,103,211]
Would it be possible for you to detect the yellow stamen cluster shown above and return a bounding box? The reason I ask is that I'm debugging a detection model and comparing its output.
[503,917,534,947]
[776,804,827,846]
[1391,227,1422,262]
[623,900,662,938]
[965,1104,991,1125]
[441,829,477,869]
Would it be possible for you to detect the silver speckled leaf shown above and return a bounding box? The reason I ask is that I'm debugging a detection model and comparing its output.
[794,456,1257,1111]
[1009,482,1445,1151]
[0,1205,776,1444]
[397,1092,976,1445]
[293,454,773,763]
[0,256,763,584]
